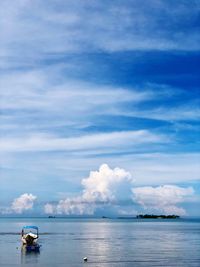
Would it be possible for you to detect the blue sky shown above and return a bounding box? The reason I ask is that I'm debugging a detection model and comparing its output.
[0,0,199,216]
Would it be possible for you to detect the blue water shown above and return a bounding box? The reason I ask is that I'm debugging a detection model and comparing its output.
[0,218,199,267]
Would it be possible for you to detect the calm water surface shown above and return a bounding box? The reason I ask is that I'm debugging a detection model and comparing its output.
[0,218,199,267]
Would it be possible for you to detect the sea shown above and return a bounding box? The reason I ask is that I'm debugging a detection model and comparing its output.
[0,217,199,267]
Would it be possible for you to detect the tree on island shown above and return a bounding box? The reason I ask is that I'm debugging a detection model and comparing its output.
[136,214,180,219]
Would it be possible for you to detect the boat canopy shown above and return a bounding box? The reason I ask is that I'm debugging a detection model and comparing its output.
[22,226,38,230]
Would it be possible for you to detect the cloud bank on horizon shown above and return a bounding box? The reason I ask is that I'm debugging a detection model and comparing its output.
[0,0,199,216]
[44,164,194,216]
[0,164,196,216]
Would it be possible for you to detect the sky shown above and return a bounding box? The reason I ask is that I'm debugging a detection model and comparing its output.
[0,0,200,217]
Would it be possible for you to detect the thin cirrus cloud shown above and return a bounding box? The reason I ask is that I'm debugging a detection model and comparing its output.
[0,0,199,68]
[0,130,167,152]
[0,71,153,111]
[0,0,199,216]
[0,68,158,136]
[1,67,198,138]
[116,104,200,122]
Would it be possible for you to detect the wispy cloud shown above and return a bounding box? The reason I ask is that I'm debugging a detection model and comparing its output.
[117,105,200,122]
[1,66,198,141]
[1,0,199,69]
[0,70,153,111]
[0,68,158,137]
[1,0,199,216]
[0,130,167,152]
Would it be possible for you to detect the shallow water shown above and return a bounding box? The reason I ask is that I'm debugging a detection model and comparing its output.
[0,218,199,267]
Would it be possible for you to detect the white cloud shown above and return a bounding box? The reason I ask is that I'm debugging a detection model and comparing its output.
[44,164,195,216]
[0,130,167,152]
[1,151,199,195]
[11,193,37,214]
[1,1,199,216]
[0,70,152,111]
[44,164,134,215]
[120,153,200,185]
[45,197,95,215]
[132,185,194,215]
[44,203,55,214]
[0,0,199,69]
[117,105,200,122]
[0,68,159,139]
[81,164,133,202]
[1,67,198,145]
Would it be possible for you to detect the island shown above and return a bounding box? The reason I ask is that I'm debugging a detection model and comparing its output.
[136,214,180,219]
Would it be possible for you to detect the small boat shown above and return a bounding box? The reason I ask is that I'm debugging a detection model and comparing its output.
[21,226,40,252]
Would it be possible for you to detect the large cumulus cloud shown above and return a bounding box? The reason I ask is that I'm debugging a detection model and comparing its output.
[44,164,194,216]
[44,164,134,215]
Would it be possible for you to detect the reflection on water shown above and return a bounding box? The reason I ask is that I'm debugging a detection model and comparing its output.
[0,218,199,267]
[21,245,40,266]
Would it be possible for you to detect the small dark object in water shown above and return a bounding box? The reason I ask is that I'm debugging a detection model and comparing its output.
[83,257,87,262]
